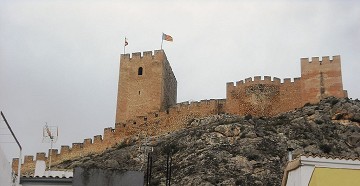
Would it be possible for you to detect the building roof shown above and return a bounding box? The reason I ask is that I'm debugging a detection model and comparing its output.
[20,175,72,184]
[281,154,360,186]
[20,160,73,184]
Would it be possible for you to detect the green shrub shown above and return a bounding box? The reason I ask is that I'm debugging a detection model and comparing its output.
[319,144,332,153]
[245,114,252,120]
[247,154,260,161]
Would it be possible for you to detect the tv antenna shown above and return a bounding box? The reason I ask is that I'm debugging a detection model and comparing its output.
[42,123,58,170]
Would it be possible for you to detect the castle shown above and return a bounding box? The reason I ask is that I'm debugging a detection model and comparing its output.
[13,50,347,174]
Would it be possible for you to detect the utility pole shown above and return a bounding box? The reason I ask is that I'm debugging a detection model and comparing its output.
[1,111,22,185]
[166,151,172,186]
[146,151,153,186]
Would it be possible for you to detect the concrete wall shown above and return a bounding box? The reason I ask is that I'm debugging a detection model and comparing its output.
[72,167,143,186]
[285,166,315,186]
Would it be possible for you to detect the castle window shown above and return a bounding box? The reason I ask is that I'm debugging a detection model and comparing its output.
[138,67,143,75]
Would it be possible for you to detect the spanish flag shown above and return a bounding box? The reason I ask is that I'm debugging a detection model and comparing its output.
[124,37,128,46]
[162,33,173,42]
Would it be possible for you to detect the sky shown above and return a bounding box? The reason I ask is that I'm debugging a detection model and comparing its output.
[0,0,359,162]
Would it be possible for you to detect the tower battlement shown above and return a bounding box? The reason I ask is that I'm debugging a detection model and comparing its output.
[301,55,340,65]
[300,55,345,104]
[227,76,302,89]
[120,50,165,62]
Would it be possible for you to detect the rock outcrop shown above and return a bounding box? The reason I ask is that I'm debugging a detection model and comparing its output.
[55,97,360,185]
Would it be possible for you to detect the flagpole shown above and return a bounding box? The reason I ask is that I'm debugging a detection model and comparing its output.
[124,37,126,54]
[161,33,164,50]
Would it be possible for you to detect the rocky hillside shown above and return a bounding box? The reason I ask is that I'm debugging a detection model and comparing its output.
[55,97,360,185]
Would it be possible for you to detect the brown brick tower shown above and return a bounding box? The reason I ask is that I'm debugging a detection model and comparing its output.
[115,50,177,123]
[300,55,347,105]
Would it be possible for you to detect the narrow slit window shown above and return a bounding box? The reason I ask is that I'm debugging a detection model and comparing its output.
[138,67,143,75]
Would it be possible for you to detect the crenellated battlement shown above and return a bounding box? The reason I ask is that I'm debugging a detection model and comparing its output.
[174,99,220,108]
[120,50,165,62]
[36,153,46,161]
[282,77,301,84]
[60,146,70,154]
[227,76,302,90]
[115,99,225,128]
[83,138,92,147]
[300,55,340,65]
[13,127,124,174]
[24,155,34,163]
[226,76,301,89]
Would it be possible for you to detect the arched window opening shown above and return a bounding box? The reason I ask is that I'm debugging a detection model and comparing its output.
[138,67,143,75]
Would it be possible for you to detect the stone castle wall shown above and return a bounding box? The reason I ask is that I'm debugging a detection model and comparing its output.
[12,99,225,174]
[13,53,347,174]
[226,76,302,116]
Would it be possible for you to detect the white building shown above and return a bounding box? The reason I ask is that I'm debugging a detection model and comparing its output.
[282,155,360,186]
[0,145,14,186]
[20,160,73,186]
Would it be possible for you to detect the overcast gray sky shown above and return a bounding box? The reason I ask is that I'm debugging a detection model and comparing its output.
[1,0,359,162]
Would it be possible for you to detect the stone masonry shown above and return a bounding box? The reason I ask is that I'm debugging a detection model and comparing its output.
[13,50,347,174]
[115,50,177,123]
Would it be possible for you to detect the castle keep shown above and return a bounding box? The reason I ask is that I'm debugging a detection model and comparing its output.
[13,50,347,174]
[116,50,177,123]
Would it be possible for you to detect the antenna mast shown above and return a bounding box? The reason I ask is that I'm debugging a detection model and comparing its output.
[42,123,58,171]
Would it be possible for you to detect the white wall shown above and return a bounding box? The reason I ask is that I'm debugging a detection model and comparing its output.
[0,145,13,186]
[286,165,315,186]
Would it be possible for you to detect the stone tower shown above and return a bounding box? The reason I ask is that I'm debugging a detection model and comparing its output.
[115,50,177,123]
[300,55,347,105]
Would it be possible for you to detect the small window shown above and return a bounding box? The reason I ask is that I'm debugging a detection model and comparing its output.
[138,67,143,75]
